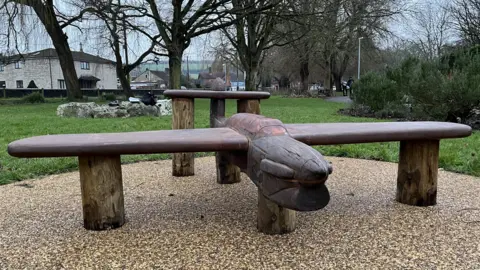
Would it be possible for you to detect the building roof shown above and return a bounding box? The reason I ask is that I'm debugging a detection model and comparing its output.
[1,48,116,65]
[150,70,169,82]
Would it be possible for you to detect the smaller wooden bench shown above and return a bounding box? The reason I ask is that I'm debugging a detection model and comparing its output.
[7,90,472,235]
[164,90,270,177]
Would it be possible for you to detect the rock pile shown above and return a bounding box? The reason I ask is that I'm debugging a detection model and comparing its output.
[57,100,172,118]
[466,109,480,130]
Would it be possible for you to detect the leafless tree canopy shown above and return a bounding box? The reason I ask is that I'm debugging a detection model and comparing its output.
[451,0,480,45]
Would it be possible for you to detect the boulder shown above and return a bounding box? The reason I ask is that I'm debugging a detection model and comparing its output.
[57,102,96,118]
[57,100,172,119]
[123,102,160,117]
[91,106,129,118]
[157,99,172,116]
[466,109,480,130]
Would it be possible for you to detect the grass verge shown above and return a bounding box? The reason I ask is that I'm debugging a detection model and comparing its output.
[0,96,478,185]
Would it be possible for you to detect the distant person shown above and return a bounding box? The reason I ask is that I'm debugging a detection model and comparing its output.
[347,77,354,96]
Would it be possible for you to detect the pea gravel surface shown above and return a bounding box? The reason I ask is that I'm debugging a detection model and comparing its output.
[1,156,480,269]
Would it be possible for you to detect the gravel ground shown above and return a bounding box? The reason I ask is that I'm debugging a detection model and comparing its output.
[1,156,480,269]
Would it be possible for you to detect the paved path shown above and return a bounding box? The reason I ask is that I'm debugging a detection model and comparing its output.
[1,156,480,269]
[324,96,353,104]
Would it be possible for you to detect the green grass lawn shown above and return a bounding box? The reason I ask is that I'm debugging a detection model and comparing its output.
[0,96,478,185]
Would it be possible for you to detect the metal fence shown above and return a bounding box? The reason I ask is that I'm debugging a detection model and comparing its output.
[0,88,166,99]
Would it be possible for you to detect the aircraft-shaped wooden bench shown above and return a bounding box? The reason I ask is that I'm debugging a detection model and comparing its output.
[7,90,472,235]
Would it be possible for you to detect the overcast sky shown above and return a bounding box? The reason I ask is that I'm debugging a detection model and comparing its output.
[1,0,461,62]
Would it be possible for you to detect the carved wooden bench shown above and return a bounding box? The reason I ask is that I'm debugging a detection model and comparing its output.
[7,90,472,235]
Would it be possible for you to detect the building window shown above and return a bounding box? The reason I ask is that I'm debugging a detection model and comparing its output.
[0,65,4,72]
[58,80,66,89]
[16,80,23,88]
[15,61,21,69]
[81,62,90,70]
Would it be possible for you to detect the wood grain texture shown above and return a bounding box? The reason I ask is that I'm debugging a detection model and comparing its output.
[79,155,125,230]
[172,98,195,176]
[211,98,242,184]
[237,99,260,114]
[396,140,439,206]
[257,190,296,235]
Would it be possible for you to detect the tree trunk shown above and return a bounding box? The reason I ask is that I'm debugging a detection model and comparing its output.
[30,2,82,101]
[333,73,342,96]
[169,51,183,89]
[299,59,309,94]
[245,65,259,91]
[325,59,333,97]
[54,42,83,100]
[112,36,133,98]
[117,68,133,98]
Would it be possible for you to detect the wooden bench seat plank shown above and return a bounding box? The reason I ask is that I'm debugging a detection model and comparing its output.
[285,122,472,145]
[164,90,270,100]
[8,128,249,158]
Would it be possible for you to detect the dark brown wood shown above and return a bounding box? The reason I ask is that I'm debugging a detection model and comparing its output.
[210,99,225,128]
[79,155,125,230]
[7,128,249,158]
[164,90,270,100]
[237,99,261,114]
[217,97,262,185]
[396,140,439,206]
[210,98,241,184]
[8,121,471,158]
[225,113,332,211]
[285,122,472,146]
[257,190,296,235]
[172,98,195,176]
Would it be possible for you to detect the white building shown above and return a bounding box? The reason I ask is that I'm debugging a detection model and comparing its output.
[0,48,117,89]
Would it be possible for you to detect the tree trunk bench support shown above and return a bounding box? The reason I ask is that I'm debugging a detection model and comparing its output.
[172,97,195,176]
[79,155,125,230]
[166,90,271,178]
[396,140,439,206]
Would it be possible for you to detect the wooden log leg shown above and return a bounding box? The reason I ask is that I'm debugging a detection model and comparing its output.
[79,155,125,230]
[216,152,241,184]
[209,98,242,184]
[396,140,439,206]
[257,190,297,235]
[172,98,195,176]
[219,99,261,185]
[237,99,260,114]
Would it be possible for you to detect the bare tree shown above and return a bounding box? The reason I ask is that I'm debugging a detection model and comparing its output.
[220,0,284,91]
[311,0,401,95]
[0,0,93,100]
[278,0,322,93]
[451,0,480,45]
[406,0,454,60]
[133,1,248,89]
[82,0,163,97]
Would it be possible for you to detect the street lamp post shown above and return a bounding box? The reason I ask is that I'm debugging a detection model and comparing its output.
[223,63,227,91]
[358,37,364,80]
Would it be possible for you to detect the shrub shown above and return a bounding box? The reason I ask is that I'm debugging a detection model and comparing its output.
[352,51,480,123]
[352,71,401,111]
[21,92,45,104]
